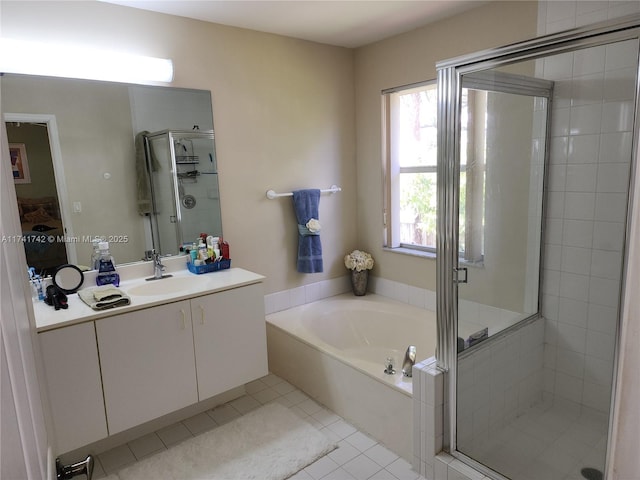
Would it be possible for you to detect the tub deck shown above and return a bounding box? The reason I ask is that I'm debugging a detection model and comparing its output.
[266,293,436,460]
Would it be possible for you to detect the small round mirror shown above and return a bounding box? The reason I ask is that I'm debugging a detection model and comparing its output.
[53,264,84,294]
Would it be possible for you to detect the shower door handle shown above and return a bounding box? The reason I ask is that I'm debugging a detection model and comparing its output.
[454,267,468,284]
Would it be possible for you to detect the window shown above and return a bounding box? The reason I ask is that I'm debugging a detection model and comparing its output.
[383,81,485,262]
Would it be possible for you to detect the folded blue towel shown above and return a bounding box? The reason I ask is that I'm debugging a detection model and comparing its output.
[292,189,323,273]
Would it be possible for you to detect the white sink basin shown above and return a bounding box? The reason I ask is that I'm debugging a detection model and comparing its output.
[126,276,198,296]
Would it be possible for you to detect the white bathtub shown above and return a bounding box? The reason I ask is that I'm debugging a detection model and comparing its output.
[266,293,436,460]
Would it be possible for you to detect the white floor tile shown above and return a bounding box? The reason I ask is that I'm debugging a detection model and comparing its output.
[155,422,192,448]
[98,444,137,474]
[273,380,297,395]
[245,378,269,394]
[92,373,428,480]
[299,398,324,415]
[304,455,340,480]
[127,432,165,460]
[320,466,358,479]
[290,469,314,480]
[284,389,310,405]
[229,394,261,414]
[183,411,218,435]
[345,431,377,452]
[342,454,383,480]
[251,387,281,404]
[207,404,240,425]
[364,444,399,467]
[312,408,342,427]
[326,419,358,439]
[261,373,285,386]
[385,458,421,480]
[328,440,362,466]
[369,469,399,480]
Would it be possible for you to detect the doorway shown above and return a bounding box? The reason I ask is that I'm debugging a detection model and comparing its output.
[4,114,75,275]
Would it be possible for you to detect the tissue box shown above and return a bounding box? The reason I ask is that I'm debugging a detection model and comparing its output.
[187,259,231,274]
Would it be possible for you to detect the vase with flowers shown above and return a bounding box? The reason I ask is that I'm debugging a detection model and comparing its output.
[344,250,374,296]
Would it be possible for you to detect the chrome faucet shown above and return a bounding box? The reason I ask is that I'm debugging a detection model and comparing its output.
[153,250,166,279]
[145,250,172,281]
[402,345,416,377]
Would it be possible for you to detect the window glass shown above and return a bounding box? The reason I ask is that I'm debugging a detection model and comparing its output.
[384,83,483,258]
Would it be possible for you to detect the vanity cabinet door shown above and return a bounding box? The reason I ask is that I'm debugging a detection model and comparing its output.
[39,322,108,453]
[96,300,198,434]
[192,283,268,400]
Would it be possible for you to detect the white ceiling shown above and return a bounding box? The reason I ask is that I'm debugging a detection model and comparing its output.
[100,1,483,48]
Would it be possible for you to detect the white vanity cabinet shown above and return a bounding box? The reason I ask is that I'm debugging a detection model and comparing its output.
[35,268,267,451]
[96,300,199,435]
[39,322,108,453]
[192,283,268,400]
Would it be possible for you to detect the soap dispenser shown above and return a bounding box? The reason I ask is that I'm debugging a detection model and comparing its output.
[95,242,120,287]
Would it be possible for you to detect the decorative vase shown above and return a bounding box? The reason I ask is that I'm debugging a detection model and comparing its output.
[350,270,369,296]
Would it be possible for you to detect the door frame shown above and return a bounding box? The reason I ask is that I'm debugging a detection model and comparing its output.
[4,113,77,264]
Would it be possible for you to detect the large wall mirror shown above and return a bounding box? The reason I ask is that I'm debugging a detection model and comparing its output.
[1,74,223,275]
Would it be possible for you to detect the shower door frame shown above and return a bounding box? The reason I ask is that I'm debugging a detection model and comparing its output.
[146,129,217,254]
[436,13,640,478]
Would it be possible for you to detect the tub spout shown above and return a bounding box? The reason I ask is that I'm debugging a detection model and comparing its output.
[402,345,416,377]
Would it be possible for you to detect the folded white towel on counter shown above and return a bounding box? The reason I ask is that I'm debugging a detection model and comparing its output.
[78,286,131,310]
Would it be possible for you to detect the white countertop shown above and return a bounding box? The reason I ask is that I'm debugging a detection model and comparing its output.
[34,267,265,333]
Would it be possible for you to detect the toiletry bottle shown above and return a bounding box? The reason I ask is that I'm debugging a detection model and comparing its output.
[206,235,214,258]
[197,239,209,261]
[28,267,44,301]
[90,237,102,270]
[96,241,120,286]
[221,240,230,259]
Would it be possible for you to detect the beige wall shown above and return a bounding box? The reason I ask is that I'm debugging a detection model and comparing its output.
[1,1,357,294]
[354,1,539,291]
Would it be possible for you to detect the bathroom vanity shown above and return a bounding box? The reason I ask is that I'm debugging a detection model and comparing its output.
[34,266,267,454]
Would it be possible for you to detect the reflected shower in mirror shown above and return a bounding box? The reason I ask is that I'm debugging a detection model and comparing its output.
[146,130,221,255]
[1,74,223,271]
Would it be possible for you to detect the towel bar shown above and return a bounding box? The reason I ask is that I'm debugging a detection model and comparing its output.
[266,185,341,199]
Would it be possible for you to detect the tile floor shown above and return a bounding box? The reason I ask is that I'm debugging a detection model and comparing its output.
[457,398,608,480]
[92,373,424,480]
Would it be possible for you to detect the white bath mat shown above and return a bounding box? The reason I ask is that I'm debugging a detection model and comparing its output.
[104,403,336,480]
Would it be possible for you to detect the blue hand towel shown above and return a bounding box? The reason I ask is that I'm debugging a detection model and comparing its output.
[292,189,323,273]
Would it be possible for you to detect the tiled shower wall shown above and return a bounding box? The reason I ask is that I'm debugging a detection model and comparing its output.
[539,32,638,415]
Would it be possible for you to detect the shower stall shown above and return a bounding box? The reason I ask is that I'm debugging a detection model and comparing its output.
[435,14,639,480]
[145,130,223,255]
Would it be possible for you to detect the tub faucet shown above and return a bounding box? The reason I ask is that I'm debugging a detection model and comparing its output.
[402,345,416,377]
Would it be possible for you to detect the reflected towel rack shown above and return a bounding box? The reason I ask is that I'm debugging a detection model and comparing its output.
[266,184,342,200]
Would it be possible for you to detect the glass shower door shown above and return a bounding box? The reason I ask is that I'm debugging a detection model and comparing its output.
[454,66,551,478]
[438,32,640,480]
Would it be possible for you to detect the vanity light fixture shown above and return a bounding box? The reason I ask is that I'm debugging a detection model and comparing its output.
[0,38,174,85]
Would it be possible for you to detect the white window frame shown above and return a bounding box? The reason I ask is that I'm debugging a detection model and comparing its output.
[383,81,486,262]
[383,80,438,255]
